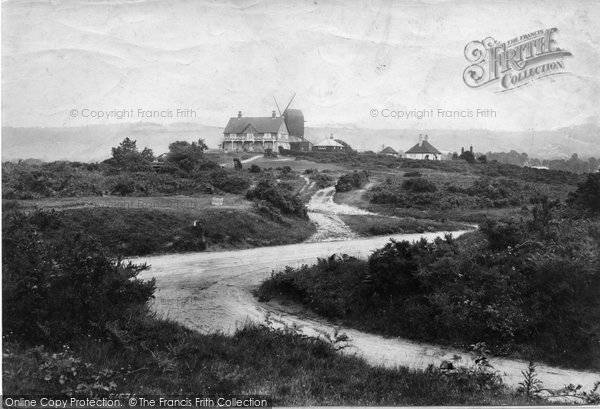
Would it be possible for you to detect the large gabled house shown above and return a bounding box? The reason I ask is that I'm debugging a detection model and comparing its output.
[222,110,291,152]
[405,135,442,160]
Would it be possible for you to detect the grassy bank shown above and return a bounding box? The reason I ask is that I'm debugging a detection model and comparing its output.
[339,214,471,236]
[4,312,527,406]
[12,206,315,256]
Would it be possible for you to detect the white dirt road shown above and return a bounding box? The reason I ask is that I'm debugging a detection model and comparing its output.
[306,186,375,242]
[135,186,600,391]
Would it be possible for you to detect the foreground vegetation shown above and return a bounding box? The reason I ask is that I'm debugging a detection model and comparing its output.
[4,316,528,405]
[3,203,528,405]
[258,174,600,371]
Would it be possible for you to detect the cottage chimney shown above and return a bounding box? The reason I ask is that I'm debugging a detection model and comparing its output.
[418,134,423,146]
[330,133,334,139]
[272,110,276,118]
[461,147,464,154]
[238,111,242,118]
[424,134,429,142]
[470,145,473,153]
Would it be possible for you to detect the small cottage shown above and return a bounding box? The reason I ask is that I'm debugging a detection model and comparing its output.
[312,134,344,152]
[405,135,442,160]
[380,146,399,157]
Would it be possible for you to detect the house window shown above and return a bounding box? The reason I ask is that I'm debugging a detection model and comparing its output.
[264,133,271,139]
[247,133,254,138]
[229,133,236,139]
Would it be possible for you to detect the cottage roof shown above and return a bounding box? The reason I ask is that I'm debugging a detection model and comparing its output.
[380,146,398,154]
[314,138,344,147]
[405,140,442,154]
[224,116,286,134]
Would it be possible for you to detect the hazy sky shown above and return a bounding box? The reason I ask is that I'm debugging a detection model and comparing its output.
[2,0,599,131]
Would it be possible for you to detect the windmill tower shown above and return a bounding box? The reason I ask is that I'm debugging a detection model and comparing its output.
[274,93,305,139]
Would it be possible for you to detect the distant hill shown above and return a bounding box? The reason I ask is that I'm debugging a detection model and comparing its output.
[1,122,224,163]
[2,122,599,162]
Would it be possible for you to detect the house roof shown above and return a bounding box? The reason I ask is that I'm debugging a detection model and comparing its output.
[405,140,442,154]
[314,138,344,147]
[224,116,285,134]
[380,146,398,154]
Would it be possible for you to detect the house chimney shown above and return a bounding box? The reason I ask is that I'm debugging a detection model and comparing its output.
[470,145,473,153]
[461,147,464,154]
[418,134,423,146]
[238,111,242,118]
[424,134,429,142]
[272,110,276,118]
[330,133,334,139]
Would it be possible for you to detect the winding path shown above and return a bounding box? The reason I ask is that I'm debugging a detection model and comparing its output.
[135,186,600,391]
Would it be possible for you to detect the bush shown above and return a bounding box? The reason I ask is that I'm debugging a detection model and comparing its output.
[402,177,437,193]
[2,210,155,344]
[246,180,307,219]
[335,171,369,192]
[249,164,262,173]
[309,172,335,188]
[568,172,600,214]
[206,169,251,194]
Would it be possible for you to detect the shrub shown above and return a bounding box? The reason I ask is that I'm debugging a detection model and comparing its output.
[206,169,251,194]
[249,164,262,173]
[166,139,209,173]
[108,174,137,196]
[460,150,476,164]
[335,171,369,192]
[2,210,155,344]
[402,177,437,193]
[568,172,600,214]
[246,180,307,219]
[310,172,335,188]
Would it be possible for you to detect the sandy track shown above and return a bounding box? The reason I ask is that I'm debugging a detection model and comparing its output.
[135,185,599,390]
[306,186,375,242]
[135,231,599,390]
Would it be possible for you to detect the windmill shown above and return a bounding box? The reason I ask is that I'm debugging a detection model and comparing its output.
[274,93,304,139]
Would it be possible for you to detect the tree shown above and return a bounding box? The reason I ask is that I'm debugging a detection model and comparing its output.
[166,139,210,173]
[478,154,488,164]
[459,150,476,164]
[111,137,138,159]
[107,137,153,172]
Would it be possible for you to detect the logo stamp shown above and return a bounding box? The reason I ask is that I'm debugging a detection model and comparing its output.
[463,28,572,91]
